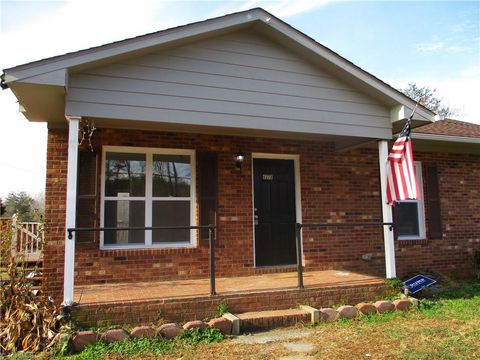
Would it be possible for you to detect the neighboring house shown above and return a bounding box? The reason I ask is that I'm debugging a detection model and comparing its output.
[2,8,478,317]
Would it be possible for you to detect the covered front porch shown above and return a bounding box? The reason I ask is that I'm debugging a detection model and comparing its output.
[61,120,398,309]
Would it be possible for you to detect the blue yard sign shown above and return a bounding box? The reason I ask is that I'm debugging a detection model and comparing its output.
[403,275,436,294]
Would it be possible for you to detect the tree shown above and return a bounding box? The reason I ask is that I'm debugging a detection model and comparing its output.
[3,191,41,221]
[0,198,5,216]
[401,83,456,118]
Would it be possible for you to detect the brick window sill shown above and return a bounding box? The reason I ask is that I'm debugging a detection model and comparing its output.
[396,238,429,246]
[100,246,201,257]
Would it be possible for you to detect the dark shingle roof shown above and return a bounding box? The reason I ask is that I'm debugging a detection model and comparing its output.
[414,119,480,138]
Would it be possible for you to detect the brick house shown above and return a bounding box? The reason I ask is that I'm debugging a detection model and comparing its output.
[2,9,479,321]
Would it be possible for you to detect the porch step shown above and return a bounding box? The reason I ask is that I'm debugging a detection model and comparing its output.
[236,308,311,332]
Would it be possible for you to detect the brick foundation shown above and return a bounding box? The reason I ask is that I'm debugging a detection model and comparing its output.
[70,281,390,327]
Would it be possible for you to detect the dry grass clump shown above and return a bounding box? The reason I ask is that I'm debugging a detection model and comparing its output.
[0,223,66,355]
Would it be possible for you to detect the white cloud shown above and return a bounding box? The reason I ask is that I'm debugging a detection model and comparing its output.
[415,41,472,54]
[0,92,47,199]
[257,0,333,18]
[208,0,333,19]
[415,41,444,52]
[1,0,170,68]
[432,77,480,124]
[461,64,480,78]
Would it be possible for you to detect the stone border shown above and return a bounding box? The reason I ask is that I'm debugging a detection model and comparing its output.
[69,297,417,353]
[70,317,232,353]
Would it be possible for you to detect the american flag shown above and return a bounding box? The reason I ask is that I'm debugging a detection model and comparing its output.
[386,119,420,205]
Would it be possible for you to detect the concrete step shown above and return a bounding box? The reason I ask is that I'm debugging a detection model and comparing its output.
[235,308,311,332]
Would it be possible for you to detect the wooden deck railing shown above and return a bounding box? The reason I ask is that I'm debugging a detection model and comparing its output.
[10,214,44,262]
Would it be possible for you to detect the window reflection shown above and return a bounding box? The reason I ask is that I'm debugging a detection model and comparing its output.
[153,154,190,197]
[105,152,146,197]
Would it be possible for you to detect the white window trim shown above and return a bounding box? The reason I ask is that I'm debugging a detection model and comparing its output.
[396,161,426,240]
[100,145,196,250]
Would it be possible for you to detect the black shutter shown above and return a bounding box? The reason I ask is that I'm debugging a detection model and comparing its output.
[198,152,218,242]
[76,150,99,244]
[425,164,442,239]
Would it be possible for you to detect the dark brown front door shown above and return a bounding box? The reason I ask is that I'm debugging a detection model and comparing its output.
[253,158,297,266]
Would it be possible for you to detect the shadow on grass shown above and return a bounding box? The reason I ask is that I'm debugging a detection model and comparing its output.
[430,281,480,300]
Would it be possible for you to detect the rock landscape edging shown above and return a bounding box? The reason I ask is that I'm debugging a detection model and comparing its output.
[69,297,418,353]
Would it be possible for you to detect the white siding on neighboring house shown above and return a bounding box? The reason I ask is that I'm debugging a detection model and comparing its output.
[66,30,391,139]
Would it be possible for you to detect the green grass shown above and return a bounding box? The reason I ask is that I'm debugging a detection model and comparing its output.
[66,337,175,360]
[58,328,225,359]
[306,281,480,360]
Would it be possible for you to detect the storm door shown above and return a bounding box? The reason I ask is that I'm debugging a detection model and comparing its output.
[253,159,296,266]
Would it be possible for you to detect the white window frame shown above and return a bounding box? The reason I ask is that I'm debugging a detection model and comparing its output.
[396,162,426,240]
[100,146,196,249]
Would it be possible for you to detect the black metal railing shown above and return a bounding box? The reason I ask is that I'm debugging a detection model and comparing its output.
[67,221,394,296]
[66,225,217,295]
[294,221,394,289]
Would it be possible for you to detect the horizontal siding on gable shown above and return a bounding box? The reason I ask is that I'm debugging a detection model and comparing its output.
[66,30,391,139]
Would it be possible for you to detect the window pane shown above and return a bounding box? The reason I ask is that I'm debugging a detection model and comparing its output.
[152,200,190,243]
[104,200,145,245]
[153,155,191,197]
[396,202,420,237]
[105,152,145,197]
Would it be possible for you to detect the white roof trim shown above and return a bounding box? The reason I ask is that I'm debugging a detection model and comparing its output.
[4,9,261,83]
[412,132,480,143]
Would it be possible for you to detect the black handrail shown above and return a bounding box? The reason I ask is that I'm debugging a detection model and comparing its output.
[66,224,217,296]
[66,225,214,240]
[294,221,395,289]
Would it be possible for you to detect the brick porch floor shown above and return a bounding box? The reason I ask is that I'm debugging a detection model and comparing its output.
[74,269,383,305]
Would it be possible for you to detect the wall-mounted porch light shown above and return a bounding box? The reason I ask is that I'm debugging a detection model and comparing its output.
[235,151,245,170]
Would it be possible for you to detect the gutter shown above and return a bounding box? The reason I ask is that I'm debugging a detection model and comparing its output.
[0,72,8,90]
[412,132,480,144]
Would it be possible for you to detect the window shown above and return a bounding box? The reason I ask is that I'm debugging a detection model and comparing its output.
[395,162,426,240]
[101,147,195,248]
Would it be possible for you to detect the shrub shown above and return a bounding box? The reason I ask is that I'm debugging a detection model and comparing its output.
[474,251,480,281]
[177,328,225,345]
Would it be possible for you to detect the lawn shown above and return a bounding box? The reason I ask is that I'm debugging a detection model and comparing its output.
[170,282,480,360]
[9,281,480,359]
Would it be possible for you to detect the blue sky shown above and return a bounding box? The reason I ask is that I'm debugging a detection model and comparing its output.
[0,0,479,197]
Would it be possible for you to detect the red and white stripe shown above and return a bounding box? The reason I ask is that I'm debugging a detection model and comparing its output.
[386,135,420,205]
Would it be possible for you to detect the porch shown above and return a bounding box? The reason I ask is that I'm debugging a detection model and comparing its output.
[72,269,389,327]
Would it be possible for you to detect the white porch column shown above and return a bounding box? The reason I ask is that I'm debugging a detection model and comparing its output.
[378,140,396,279]
[63,116,80,305]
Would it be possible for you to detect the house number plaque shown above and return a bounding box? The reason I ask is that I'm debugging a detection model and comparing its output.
[262,174,274,180]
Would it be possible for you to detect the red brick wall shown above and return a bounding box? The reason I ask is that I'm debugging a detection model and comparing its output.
[395,151,480,278]
[44,129,69,299]
[43,127,480,300]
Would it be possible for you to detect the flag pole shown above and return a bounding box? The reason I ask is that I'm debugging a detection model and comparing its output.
[407,101,420,123]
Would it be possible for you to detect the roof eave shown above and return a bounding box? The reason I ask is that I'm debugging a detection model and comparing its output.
[413,132,480,144]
